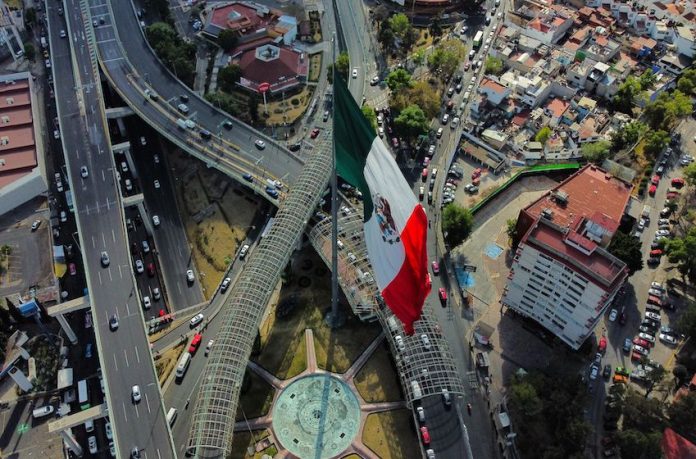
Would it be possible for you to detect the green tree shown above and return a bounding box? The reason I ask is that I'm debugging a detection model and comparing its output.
[607,231,643,275]
[216,29,238,52]
[361,105,377,132]
[333,52,350,82]
[484,56,504,75]
[442,203,473,247]
[668,392,696,443]
[643,365,666,398]
[673,364,689,387]
[24,7,36,26]
[643,130,669,157]
[615,430,663,459]
[390,81,439,119]
[385,68,412,92]
[144,0,171,22]
[682,162,696,186]
[612,76,643,114]
[506,218,518,241]
[644,90,692,131]
[581,140,611,163]
[412,49,425,66]
[388,13,411,38]
[639,69,657,90]
[535,126,552,144]
[145,22,196,86]
[393,104,429,140]
[510,380,543,415]
[677,302,696,341]
[204,91,240,117]
[377,22,395,51]
[23,43,35,61]
[621,388,666,433]
[217,64,242,93]
[664,227,696,285]
[677,68,696,95]
[427,40,466,80]
[611,120,647,151]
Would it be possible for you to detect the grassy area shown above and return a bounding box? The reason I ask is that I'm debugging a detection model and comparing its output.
[354,343,403,403]
[235,370,275,421]
[154,342,185,385]
[170,150,258,298]
[4,0,21,10]
[254,250,381,378]
[262,87,314,126]
[228,431,277,459]
[362,410,419,459]
[308,53,322,82]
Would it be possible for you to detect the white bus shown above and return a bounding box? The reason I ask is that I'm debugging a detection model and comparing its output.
[78,379,90,410]
[175,352,192,380]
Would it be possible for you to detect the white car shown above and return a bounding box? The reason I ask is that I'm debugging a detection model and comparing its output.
[143,295,151,309]
[60,29,66,38]
[645,311,661,321]
[88,436,98,454]
[651,282,665,291]
[80,166,89,178]
[659,333,677,345]
[254,139,266,150]
[154,179,160,189]
[186,269,195,283]
[153,154,160,164]
[608,309,618,322]
[420,334,431,350]
[589,364,599,380]
[638,332,656,344]
[152,215,160,226]
[105,421,113,440]
[648,288,663,297]
[239,243,250,259]
[394,335,405,351]
[656,229,670,237]
[220,277,231,292]
[140,136,146,146]
[632,344,649,356]
[352,68,358,78]
[131,385,141,403]
[135,259,144,274]
[152,287,161,300]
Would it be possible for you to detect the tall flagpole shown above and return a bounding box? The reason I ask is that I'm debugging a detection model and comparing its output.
[327,32,342,328]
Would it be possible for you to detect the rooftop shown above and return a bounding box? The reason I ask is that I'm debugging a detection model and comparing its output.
[236,45,308,92]
[546,97,570,118]
[209,1,277,34]
[0,77,37,189]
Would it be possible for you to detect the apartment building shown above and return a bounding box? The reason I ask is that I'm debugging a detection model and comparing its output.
[502,165,632,349]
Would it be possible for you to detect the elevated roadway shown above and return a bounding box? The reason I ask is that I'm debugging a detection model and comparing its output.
[49,0,174,457]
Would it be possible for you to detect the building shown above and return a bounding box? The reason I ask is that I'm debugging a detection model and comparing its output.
[0,72,47,216]
[234,44,308,94]
[502,165,632,349]
[203,1,296,45]
[674,26,696,58]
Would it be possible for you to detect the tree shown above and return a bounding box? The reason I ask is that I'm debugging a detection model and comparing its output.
[388,13,411,38]
[672,364,688,387]
[644,90,692,131]
[217,64,242,93]
[611,120,647,151]
[24,7,36,27]
[412,49,425,66]
[612,76,643,114]
[643,130,669,157]
[361,105,377,132]
[535,126,552,144]
[484,56,504,75]
[581,140,611,163]
[204,91,240,117]
[643,365,666,398]
[615,429,663,459]
[216,29,238,52]
[427,40,466,80]
[377,22,395,52]
[664,227,696,285]
[23,43,35,61]
[145,22,196,86]
[442,203,473,247]
[668,392,696,443]
[248,94,259,122]
[394,105,429,141]
[334,52,350,81]
[682,162,696,186]
[144,0,171,22]
[510,380,543,416]
[390,81,440,119]
[621,388,666,433]
[677,68,696,95]
[385,69,412,92]
[608,231,643,275]
[639,69,657,90]
[506,218,518,242]
[677,302,696,341]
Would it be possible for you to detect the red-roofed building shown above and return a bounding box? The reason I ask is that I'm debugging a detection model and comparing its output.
[662,428,696,459]
[502,165,632,349]
[234,43,308,94]
[203,1,297,46]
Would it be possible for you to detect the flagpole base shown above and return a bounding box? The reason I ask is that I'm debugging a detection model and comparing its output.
[324,309,345,329]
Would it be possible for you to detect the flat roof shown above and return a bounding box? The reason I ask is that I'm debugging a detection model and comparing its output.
[0,77,37,190]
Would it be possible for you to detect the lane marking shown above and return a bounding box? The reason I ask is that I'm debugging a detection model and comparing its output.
[126,302,131,316]
[108,268,113,282]
[113,353,119,372]
[118,264,122,279]
[134,346,140,364]
[123,348,129,367]
[101,232,106,247]
[112,228,116,242]
[122,402,127,422]
[144,393,151,414]
[101,169,106,181]
[134,403,139,418]
[98,271,102,285]
[92,235,96,248]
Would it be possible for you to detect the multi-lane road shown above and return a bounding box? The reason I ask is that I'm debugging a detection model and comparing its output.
[48,0,174,457]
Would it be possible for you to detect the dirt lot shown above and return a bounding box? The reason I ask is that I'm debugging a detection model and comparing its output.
[308,53,322,82]
[170,150,258,298]
[362,410,420,459]
[155,342,186,385]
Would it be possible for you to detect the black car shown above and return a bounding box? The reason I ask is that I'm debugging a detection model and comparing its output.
[603,364,611,379]
[242,173,253,183]
[222,120,233,130]
[288,143,301,152]
[180,94,189,102]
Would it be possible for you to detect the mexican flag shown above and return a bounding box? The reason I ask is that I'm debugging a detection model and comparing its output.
[334,78,430,335]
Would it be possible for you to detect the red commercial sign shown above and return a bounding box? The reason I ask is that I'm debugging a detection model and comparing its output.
[258,82,270,93]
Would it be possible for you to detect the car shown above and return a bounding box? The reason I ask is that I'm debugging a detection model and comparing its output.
[177,103,189,114]
[436,128,443,138]
[633,337,650,348]
[671,177,685,188]
[660,325,676,335]
[254,139,266,150]
[101,251,110,267]
[310,128,320,139]
[603,364,611,379]
[88,435,98,454]
[441,113,449,124]
[135,259,144,274]
[85,342,93,358]
[438,287,447,306]
[153,154,160,164]
[69,263,77,276]
[125,179,133,191]
[608,309,618,322]
[589,364,599,380]
[60,29,67,38]
[431,261,440,275]
[639,325,653,334]
[418,186,425,201]
[352,68,358,78]
[188,333,203,354]
[60,210,67,223]
[416,406,426,423]
[152,215,160,226]
[655,229,670,237]
[421,168,428,181]
[370,75,380,85]
[633,344,649,356]
[420,426,431,445]
[622,338,632,353]
[660,207,672,218]
[648,288,663,297]
[80,166,89,178]
[154,179,160,189]
[651,281,665,291]
[131,447,141,458]
[645,311,661,321]
[420,334,432,350]
[131,385,142,403]
[639,332,656,344]
[222,119,234,130]
[220,277,231,293]
[107,313,119,331]
[239,244,250,259]
[105,421,113,440]
[394,334,405,351]
[142,295,152,309]
[651,175,660,185]
[659,333,677,345]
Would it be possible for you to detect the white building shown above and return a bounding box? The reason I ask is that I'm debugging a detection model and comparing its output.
[502,165,632,349]
[674,26,696,58]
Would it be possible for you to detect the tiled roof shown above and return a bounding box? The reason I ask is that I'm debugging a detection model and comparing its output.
[0,78,37,189]
[238,46,308,87]
[546,98,569,118]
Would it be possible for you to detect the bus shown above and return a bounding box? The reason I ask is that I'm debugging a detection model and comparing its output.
[175,352,192,380]
[473,30,484,48]
[77,379,90,410]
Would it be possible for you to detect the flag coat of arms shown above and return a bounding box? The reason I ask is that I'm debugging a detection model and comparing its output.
[334,78,431,335]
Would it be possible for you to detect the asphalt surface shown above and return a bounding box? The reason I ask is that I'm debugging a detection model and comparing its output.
[47,1,174,457]
[97,0,304,188]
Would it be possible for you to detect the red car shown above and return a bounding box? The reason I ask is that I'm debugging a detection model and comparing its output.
[438,287,447,306]
[647,295,662,306]
[147,263,156,277]
[422,168,428,182]
[671,177,685,188]
[432,261,440,275]
[420,426,431,445]
[619,312,627,325]
[472,168,482,179]
[633,337,650,348]
[631,351,643,362]
[648,184,657,196]
[69,263,77,276]
[189,333,203,354]
[464,62,470,71]
[650,249,663,257]
[310,128,320,139]
[666,192,679,200]
[651,175,660,185]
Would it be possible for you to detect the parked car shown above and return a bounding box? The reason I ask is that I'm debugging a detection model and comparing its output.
[608,309,618,322]
[645,311,661,321]
[633,344,649,356]
[622,338,632,353]
[438,288,447,306]
[659,333,677,345]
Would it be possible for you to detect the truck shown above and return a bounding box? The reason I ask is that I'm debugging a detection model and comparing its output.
[66,190,74,213]
[473,30,484,48]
